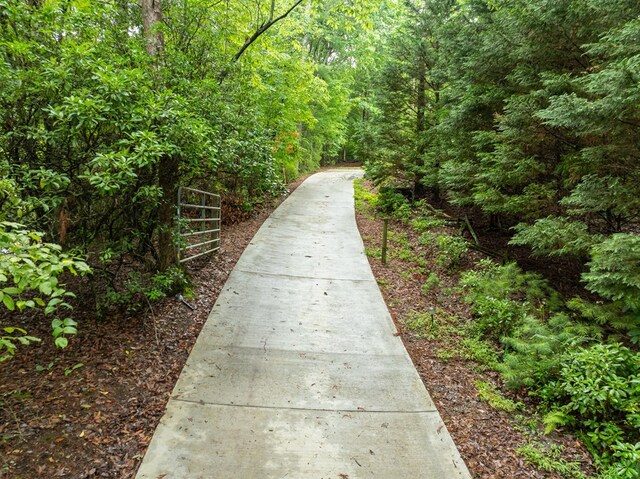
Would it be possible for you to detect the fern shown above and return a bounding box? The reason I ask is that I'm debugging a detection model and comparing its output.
[583,234,640,311]
[510,216,600,258]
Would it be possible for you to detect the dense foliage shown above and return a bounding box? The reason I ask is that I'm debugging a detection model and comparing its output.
[0,0,389,350]
[356,0,640,338]
[352,1,640,475]
[3,0,639,475]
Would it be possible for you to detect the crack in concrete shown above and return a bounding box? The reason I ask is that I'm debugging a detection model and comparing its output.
[170,397,440,415]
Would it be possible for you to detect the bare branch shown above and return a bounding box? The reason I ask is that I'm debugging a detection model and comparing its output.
[232,0,305,62]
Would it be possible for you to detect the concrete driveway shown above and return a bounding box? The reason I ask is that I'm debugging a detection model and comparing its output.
[136,170,471,479]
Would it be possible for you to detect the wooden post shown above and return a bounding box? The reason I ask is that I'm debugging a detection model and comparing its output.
[382,218,388,265]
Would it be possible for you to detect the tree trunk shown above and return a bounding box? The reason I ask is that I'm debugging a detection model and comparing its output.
[432,89,441,203]
[416,60,426,137]
[157,156,179,270]
[140,0,164,58]
[140,0,177,269]
[414,57,427,199]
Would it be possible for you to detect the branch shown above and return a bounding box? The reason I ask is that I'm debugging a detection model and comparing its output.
[232,0,305,62]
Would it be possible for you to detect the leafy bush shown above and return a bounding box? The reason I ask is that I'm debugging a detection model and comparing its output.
[103,266,188,313]
[460,259,556,308]
[434,234,469,269]
[375,187,410,216]
[599,442,640,479]
[470,296,526,339]
[500,313,601,389]
[0,222,90,360]
[421,273,441,295]
[510,217,599,258]
[540,343,640,473]
[460,261,536,340]
[459,258,640,476]
[583,234,640,311]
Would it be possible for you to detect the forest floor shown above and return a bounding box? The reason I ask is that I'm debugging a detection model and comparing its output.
[0,175,309,479]
[354,179,596,479]
[1,170,594,479]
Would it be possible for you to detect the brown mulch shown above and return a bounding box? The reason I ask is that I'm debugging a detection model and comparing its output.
[0,177,308,479]
[1,169,592,479]
[354,181,595,478]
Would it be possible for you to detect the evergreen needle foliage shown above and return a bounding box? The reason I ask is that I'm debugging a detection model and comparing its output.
[353,2,640,473]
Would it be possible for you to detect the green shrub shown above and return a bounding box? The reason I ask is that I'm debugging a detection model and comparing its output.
[376,187,410,216]
[391,202,413,221]
[434,234,469,269]
[460,259,558,309]
[540,343,640,471]
[510,216,599,258]
[599,442,640,479]
[476,380,522,412]
[421,273,441,295]
[583,233,640,311]
[499,313,601,389]
[103,266,188,313]
[470,296,526,339]
[0,222,91,360]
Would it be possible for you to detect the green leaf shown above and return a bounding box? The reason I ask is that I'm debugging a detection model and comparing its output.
[51,288,65,298]
[2,294,15,311]
[3,327,26,334]
[39,282,53,296]
[54,337,68,349]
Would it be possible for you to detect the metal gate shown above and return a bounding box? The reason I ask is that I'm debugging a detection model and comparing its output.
[177,187,221,263]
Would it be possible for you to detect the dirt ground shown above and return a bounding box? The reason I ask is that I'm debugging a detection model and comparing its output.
[1,171,593,478]
[354,180,595,479]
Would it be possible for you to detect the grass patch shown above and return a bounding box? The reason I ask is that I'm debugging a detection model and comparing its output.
[476,380,522,412]
[411,216,448,232]
[353,178,378,214]
[435,332,500,370]
[387,230,427,267]
[365,247,382,259]
[405,310,436,338]
[405,309,461,340]
[517,442,588,479]
[421,273,441,295]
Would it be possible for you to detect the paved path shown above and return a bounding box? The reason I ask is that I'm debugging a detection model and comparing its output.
[136,170,471,479]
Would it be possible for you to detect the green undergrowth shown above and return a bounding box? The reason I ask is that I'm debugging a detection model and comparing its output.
[476,380,523,413]
[354,178,378,213]
[517,442,589,479]
[354,179,639,479]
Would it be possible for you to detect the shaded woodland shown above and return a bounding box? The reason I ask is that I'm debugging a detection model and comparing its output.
[1,1,639,477]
